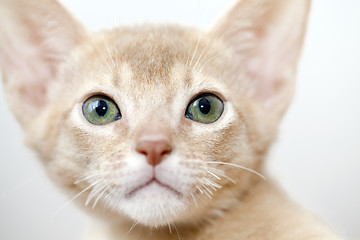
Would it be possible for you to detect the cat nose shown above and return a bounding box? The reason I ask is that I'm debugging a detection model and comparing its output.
[136,140,172,166]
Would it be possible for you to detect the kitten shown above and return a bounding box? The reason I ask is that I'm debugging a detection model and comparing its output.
[0,0,342,239]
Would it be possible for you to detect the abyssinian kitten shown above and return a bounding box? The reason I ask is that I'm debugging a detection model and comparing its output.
[0,0,342,239]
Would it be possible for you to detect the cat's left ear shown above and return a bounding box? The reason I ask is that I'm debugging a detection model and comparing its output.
[210,0,310,121]
[0,0,88,127]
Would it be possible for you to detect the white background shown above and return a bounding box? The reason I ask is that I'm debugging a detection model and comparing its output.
[0,0,359,239]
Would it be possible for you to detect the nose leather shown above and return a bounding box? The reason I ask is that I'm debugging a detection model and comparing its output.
[136,139,172,166]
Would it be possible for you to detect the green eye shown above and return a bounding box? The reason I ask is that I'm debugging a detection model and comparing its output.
[185,94,224,124]
[82,95,121,125]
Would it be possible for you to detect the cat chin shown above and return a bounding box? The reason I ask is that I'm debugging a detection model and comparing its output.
[110,181,189,227]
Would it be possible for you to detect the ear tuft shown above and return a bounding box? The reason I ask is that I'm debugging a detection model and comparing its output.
[0,0,87,126]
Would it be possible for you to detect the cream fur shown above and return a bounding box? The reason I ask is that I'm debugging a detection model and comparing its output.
[0,0,342,239]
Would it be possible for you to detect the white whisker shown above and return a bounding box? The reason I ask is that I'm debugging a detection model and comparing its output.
[207,170,221,180]
[125,221,138,236]
[208,168,237,183]
[199,177,216,191]
[74,173,101,185]
[205,178,222,190]
[207,183,217,192]
[201,184,213,196]
[187,0,204,68]
[206,161,266,180]
[190,193,198,207]
[196,186,204,194]
[52,179,103,216]
[93,38,113,73]
[92,186,108,209]
[113,42,120,71]
[173,223,181,240]
[194,51,224,72]
[103,187,115,205]
[168,223,172,234]
[203,189,212,199]
[197,184,212,199]
[189,36,201,69]
[184,47,192,72]
[85,183,107,206]
[218,172,236,184]
[102,34,116,69]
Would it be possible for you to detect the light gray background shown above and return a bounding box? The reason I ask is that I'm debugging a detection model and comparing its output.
[0,0,359,239]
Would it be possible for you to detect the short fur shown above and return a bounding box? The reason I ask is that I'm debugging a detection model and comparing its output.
[0,0,342,239]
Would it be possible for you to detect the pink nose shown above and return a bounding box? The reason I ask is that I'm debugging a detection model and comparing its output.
[136,140,172,166]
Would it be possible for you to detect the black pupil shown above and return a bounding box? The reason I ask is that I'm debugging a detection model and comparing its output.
[199,98,211,115]
[95,100,108,117]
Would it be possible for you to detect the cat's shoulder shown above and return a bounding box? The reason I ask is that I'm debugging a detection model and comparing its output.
[197,180,342,240]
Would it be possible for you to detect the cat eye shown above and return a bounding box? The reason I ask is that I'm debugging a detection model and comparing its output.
[185,93,224,124]
[82,95,121,125]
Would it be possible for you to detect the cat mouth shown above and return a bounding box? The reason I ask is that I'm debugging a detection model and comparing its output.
[127,178,181,197]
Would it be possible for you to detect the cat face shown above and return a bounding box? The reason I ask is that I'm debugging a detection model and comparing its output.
[0,0,309,228]
[44,27,260,226]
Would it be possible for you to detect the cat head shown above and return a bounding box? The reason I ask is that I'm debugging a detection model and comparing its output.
[0,0,309,227]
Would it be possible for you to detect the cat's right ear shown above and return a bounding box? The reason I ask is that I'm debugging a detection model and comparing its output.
[209,0,310,122]
[0,0,88,127]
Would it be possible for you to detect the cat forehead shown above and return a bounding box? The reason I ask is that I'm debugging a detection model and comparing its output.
[77,25,227,98]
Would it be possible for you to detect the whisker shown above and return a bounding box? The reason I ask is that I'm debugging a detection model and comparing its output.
[198,184,212,199]
[168,223,172,234]
[196,186,204,194]
[102,34,116,69]
[207,170,221,180]
[52,179,103,216]
[125,221,138,236]
[190,193,198,207]
[214,170,237,184]
[192,43,209,71]
[188,0,210,71]
[74,173,101,185]
[206,161,266,180]
[188,35,201,70]
[184,47,192,72]
[201,165,237,183]
[92,186,109,209]
[103,187,115,207]
[194,51,225,72]
[201,184,213,196]
[203,189,212,199]
[199,177,216,191]
[92,37,113,73]
[114,44,120,71]
[194,190,200,198]
[186,0,204,70]
[191,17,225,72]
[184,3,198,71]
[172,223,181,240]
[206,183,217,192]
[197,176,221,192]
[205,178,222,190]
[85,183,107,206]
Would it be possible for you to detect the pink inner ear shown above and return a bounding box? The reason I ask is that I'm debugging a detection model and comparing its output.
[0,0,86,124]
[4,37,57,114]
[210,0,309,112]
[247,23,301,102]
[250,4,308,106]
